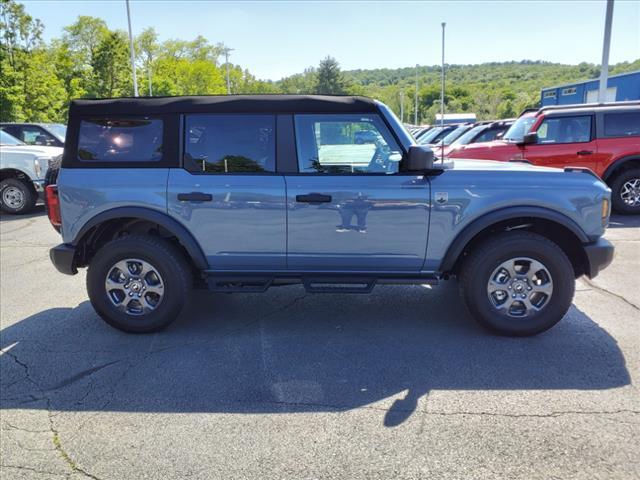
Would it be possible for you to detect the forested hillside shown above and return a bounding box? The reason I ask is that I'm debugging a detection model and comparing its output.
[1,0,638,124]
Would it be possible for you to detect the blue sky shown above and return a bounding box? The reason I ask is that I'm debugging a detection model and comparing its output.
[23,0,640,80]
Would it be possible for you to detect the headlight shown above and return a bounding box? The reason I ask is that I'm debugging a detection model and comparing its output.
[34,156,49,179]
[34,158,42,178]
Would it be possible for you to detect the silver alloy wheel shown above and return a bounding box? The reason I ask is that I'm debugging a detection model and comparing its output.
[487,257,553,318]
[2,186,25,210]
[104,258,165,316]
[620,178,640,207]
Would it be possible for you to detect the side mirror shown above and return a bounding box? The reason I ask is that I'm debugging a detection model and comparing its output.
[406,145,435,172]
[520,132,538,145]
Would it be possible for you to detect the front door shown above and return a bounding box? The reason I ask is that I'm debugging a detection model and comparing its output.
[286,113,430,271]
[167,114,286,270]
[524,114,603,171]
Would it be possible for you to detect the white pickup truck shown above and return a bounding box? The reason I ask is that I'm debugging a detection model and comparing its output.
[0,130,62,214]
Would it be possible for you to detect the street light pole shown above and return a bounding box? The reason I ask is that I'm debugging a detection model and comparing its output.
[125,0,138,97]
[440,22,446,160]
[598,0,614,103]
[414,64,419,125]
[223,47,234,95]
[440,22,446,129]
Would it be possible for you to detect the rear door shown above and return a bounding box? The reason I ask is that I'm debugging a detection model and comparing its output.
[167,114,287,270]
[524,114,602,171]
[285,113,430,271]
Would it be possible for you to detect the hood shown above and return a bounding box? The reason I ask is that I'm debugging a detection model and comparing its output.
[0,145,63,157]
[444,158,561,173]
[449,139,508,153]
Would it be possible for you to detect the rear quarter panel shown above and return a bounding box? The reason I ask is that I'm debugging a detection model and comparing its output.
[58,168,169,243]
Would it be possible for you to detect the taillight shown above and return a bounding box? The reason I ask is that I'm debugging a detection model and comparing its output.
[45,185,62,228]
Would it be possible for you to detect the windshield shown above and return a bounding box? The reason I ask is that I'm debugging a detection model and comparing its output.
[438,125,472,146]
[418,127,443,144]
[503,115,536,142]
[453,125,486,146]
[45,123,67,141]
[376,101,415,148]
[0,130,24,146]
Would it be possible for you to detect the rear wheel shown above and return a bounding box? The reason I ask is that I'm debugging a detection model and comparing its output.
[87,234,192,333]
[610,168,640,215]
[459,231,575,336]
[0,178,36,214]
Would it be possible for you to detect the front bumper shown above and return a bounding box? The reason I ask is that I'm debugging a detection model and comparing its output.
[584,238,614,279]
[50,243,77,275]
[32,179,45,199]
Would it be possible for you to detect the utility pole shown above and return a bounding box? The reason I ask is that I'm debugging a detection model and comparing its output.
[440,22,446,160]
[148,63,152,96]
[399,90,404,123]
[414,64,419,125]
[598,0,614,103]
[223,47,234,94]
[125,0,138,96]
[440,22,446,128]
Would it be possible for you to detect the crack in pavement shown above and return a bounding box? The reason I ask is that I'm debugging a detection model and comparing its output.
[0,463,68,478]
[582,277,640,311]
[2,350,104,480]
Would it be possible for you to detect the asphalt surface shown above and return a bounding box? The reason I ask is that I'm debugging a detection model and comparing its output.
[1,207,638,479]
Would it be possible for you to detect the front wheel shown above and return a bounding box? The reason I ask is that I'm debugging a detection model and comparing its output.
[0,178,36,214]
[610,168,640,215]
[87,235,192,333]
[459,231,575,336]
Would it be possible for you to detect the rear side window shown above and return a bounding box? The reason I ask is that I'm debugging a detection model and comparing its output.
[78,118,163,162]
[184,115,275,173]
[603,112,640,137]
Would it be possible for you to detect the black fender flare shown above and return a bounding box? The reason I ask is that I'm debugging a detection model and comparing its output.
[438,206,590,273]
[602,155,640,182]
[72,207,208,270]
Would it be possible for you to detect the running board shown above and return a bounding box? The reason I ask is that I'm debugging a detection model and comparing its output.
[204,272,439,293]
[303,277,376,294]
[207,276,273,293]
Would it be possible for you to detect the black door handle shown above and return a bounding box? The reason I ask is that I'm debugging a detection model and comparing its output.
[296,193,332,203]
[177,192,213,202]
[577,150,594,155]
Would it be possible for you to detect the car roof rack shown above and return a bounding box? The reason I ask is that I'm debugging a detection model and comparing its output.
[538,100,640,114]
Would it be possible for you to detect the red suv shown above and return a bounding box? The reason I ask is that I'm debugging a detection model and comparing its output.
[447,102,640,214]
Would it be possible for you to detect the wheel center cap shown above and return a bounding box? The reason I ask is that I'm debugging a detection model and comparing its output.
[129,280,143,292]
[513,281,525,293]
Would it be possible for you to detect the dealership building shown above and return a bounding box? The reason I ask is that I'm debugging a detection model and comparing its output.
[540,70,640,106]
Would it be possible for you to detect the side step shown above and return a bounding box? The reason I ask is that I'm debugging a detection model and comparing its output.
[207,276,273,293]
[302,277,376,294]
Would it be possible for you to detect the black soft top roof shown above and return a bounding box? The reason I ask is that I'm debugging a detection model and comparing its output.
[69,94,379,116]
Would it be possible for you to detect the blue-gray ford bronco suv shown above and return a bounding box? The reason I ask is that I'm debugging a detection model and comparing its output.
[47,95,614,336]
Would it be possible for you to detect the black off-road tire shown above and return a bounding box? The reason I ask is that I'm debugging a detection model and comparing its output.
[459,231,575,336]
[0,177,36,214]
[609,168,640,215]
[87,234,192,333]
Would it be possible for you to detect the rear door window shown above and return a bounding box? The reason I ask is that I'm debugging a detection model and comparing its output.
[603,112,640,137]
[78,118,163,162]
[184,115,276,173]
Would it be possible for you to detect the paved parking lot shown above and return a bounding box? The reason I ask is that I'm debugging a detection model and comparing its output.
[1,207,639,479]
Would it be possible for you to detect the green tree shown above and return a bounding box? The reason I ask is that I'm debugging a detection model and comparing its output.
[91,30,131,97]
[315,56,347,95]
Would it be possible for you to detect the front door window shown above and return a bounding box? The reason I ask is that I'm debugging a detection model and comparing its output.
[294,114,402,174]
